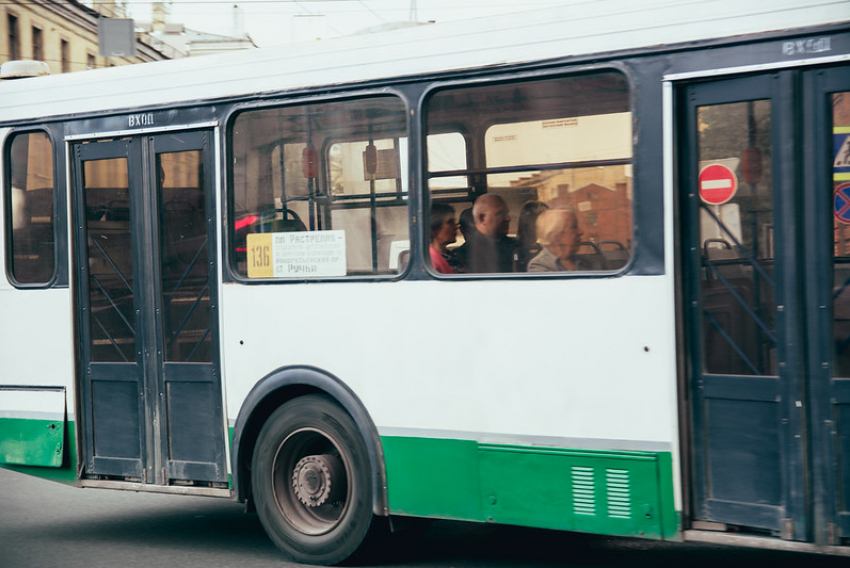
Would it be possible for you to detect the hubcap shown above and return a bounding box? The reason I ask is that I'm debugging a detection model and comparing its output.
[292,454,345,508]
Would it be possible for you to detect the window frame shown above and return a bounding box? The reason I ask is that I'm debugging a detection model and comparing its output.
[60,39,70,73]
[32,26,43,62]
[419,64,637,279]
[7,13,20,61]
[3,127,59,288]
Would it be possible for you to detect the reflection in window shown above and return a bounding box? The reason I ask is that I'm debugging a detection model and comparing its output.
[6,131,55,284]
[230,96,409,277]
[424,72,632,275]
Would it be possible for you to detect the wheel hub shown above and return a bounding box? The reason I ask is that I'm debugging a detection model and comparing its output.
[292,454,345,507]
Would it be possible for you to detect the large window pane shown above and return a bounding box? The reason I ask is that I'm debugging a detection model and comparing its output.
[230,96,409,278]
[424,72,632,274]
[6,131,55,284]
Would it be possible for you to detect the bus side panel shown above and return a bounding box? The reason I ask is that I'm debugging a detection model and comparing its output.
[381,437,483,521]
[382,435,676,539]
[0,288,79,485]
[221,276,682,537]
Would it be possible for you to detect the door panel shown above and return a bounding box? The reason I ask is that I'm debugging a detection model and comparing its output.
[683,74,805,538]
[826,81,850,541]
[152,133,225,483]
[684,65,850,545]
[74,131,225,485]
[76,141,146,479]
[804,67,850,544]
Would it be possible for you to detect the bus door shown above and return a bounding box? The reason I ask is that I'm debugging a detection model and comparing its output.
[71,131,226,486]
[681,66,850,544]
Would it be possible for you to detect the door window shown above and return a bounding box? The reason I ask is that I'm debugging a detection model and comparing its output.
[157,149,211,362]
[696,100,776,376]
[832,91,850,377]
[82,157,135,363]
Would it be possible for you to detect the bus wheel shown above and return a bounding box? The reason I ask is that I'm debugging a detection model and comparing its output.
[251,394,374,565]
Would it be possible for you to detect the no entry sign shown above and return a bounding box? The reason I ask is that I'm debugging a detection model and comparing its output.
[699,163,738,205]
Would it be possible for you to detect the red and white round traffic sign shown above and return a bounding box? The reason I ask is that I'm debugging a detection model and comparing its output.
[698,163,738,205]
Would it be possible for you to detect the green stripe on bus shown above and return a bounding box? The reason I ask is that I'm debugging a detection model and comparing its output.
[382,435,678,539]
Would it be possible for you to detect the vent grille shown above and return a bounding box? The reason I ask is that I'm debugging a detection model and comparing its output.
[606,468,631,519]
[571,466,596,516]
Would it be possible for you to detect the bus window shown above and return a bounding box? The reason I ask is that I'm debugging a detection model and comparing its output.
[424,71,632,274]
[230,96,409,278]
[4,131,55,284]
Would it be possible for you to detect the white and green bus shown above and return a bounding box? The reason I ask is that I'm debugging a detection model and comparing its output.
[2,0,850,563]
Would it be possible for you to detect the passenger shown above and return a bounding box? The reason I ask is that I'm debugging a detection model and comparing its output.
[450,207,475,272]
[528,208,606,272]
[429,203,458,274]
[466,193,519,273]
[515,200,549,271]
[458,206,475,242]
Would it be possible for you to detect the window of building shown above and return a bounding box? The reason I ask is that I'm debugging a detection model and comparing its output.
[87,53,96,70]
[424,71,633,274]
[32,26,43,61]
[5,131,55,284]
[229,96,409,278]
[61,39,70,73]
[8,14,20,60]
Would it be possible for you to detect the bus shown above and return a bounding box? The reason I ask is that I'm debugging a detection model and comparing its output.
[1,0,849,563]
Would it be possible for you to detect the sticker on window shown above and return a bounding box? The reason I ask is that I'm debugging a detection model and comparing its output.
[247,230,346,278]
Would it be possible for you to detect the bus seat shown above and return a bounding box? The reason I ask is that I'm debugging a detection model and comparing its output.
[255,209,307,233]
[598,240,629,269]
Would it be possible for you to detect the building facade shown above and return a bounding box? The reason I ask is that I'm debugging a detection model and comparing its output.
[1,0,168,75]
[138,3,257,58]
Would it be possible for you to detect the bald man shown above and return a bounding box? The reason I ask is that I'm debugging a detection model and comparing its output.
[466,193,519,273]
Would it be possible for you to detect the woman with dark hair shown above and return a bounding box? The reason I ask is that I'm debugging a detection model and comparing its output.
[429,202,458,274]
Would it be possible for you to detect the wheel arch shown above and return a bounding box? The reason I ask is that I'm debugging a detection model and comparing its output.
[231,365,388,517]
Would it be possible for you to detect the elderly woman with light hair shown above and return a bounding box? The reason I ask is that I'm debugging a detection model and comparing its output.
[527,208,605,272]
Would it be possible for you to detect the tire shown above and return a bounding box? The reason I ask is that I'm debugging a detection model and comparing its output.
[251,395,375,565]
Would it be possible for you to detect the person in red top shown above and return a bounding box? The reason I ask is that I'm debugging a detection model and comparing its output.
[429,203,459,274]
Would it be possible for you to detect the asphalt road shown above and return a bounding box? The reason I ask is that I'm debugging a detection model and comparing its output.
[1,467,848,568]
